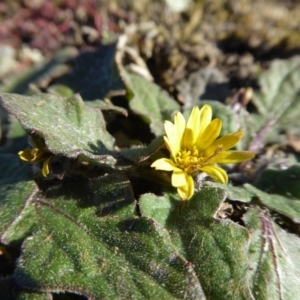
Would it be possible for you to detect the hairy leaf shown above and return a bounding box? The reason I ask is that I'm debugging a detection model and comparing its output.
[140,184,300,299]
[245,184,300,224]
[205,181,253,203]
[251,57,300,150]
[0,93,115,164]
[0,180,38,244]
[244,208,300,300]
[122,70,180,136]
[140,187,252,299]
[1,173,204,298]
[253,164,300,199]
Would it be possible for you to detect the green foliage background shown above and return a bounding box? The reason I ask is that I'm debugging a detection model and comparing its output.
[1,1,300,300]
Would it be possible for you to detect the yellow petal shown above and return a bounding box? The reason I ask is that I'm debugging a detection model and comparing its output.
[42,155,52,177]
[171,169,187,187]
[164,121,180,157]
[209,151,255,164]
[173,111,186,144]
[177,174,194,201]
[197,118,222,151]
[198,104,212,136]
[200,165,228,184]
[204,130,244,157]
[163,136,172,154]
[18,149,35,162]
[182,107,200,147]
[186,107,200,133]
[18,148,46,162]
[151,158,177,171]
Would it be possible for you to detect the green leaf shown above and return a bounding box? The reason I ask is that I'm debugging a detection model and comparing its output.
[141,185,300,299]
[243,208,300,300]
[85,99,128,116]
[0,153,38,245]
[120,136,164,163]
[121,70,180,136]
[46,84,74,98]
[0,93,116,164]
[251,57,300,149]
[253,164,300,199]
[139,193,177,228]
[244,184,300,224]
[59,44,124,100]
[205,181,253,203]
[0,174,203,299]
[140,187,253,299]
[0,180,38,244]
[252,57,300,118]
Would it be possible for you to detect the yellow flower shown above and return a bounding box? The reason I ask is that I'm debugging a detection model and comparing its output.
[18,148,53,177]
[151,105,255,201]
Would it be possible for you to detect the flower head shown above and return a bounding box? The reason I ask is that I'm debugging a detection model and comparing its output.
[151,105,255,201]
[18,148,53,177]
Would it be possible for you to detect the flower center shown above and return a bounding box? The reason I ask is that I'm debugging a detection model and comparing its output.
[175,145,222,175]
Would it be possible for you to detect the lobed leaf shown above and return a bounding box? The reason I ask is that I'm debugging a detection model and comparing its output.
[141,184,300,299]
[244,208,300,300]
[121,70,180,136]
[140,187,253,299]
[0,172,204,298]
[245,184,300,224]
[253,164,300,199]
[204,181,253,203]
[251,57,300,149]
[0,93,116,165]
